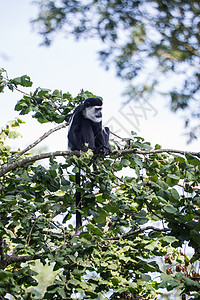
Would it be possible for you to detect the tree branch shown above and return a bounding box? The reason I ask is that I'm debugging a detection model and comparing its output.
[0,148,199,177]
[110,148,200,158]
[0,253,34,269]
[13,122,68,159]
[0,150,80,177]
[0,237,5,261]
[104,226,170,241]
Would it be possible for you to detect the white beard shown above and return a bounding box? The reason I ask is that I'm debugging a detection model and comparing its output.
[83,106,102,123]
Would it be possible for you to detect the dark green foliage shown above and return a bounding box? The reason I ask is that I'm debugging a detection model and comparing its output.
[0,73,200,298]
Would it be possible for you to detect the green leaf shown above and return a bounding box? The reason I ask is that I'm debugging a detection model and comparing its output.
[85,291,98,298]
[12,75,32,87]
[112,277,120,285]
[115,287,127,294]
[132,154,143,168]
[3,195,17,205]
[191,229,200,245]
[145,241,159,251]
[0,84,4,92]
[96,194,104,203]
[144,264,157,272]
[158,190,170,201]
[51,203,61,211]
[72,166,80,173]
[157,180,169,190]
[149,175,158,182]
[170,188,180,201]
[159,273,182,290]
[186,153,200,166]
[8,131,21,139]
[113,161,123,171]
[108,263,118,270]
[63,212,72,223]
[140,274,151,281]
[121,158,131,167]
[166,174,180,187]
[175,273,200,289]
[87,224,103,236]
[68,279,80,286]
[79,282,88,289]
[163,205,178,214]
[79,232,92,240]
[160,236,178,244]
[57,288,67,298]
[0,270,12,280]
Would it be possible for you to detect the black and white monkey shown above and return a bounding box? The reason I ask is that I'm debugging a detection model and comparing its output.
[68,97,111,233]
[68,97,111,155]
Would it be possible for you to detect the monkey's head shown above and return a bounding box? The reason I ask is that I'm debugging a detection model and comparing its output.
[83,98,103,123]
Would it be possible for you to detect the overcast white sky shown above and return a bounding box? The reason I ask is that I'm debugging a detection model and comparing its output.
[0,0,199,153]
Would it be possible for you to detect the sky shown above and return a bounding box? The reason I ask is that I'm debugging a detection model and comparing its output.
[0,0,199,153]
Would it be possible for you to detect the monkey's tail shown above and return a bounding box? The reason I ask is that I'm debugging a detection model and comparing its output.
[75,170,82,234]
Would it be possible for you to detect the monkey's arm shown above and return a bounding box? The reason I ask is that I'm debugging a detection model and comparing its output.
[95,126,111,155]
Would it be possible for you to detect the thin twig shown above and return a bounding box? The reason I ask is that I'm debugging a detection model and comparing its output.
[178,183,200,190]
[110,148,200,158]
[104,226,170,241]
[110,131,124,140]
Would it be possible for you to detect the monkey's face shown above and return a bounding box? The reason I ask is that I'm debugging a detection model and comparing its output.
[83,106,102,123]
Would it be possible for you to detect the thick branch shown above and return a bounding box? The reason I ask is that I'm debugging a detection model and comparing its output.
[13,123,68,159]
[0,254,34,269]
[0,150,80,177]
[105,226,170,241]
[0,148,200,177]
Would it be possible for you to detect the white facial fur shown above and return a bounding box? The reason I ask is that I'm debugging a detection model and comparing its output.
[83,106,102,123]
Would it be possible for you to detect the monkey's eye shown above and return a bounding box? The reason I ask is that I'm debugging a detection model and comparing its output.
[95,107,102,112]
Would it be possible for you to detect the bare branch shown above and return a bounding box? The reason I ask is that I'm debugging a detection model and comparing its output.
[110,131,124,140]
[105,226,170,241]
[111,148,200,158]
[0,150,79,177]
[13,123,68,159]
[0,253,34,269]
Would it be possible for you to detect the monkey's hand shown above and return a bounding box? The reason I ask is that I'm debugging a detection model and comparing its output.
[98,146,111,156]
[81,144,89,152]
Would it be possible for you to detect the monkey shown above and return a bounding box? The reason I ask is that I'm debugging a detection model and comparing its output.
[68,97,111,233]
[68,97,111,155]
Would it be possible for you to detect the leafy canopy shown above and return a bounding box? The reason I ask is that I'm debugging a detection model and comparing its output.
[33,0,200,141]
[0,69,200,299]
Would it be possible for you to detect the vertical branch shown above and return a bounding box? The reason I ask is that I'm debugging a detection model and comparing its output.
[0,236,5,261]
[75,170,82,233]
[25,219,36,251]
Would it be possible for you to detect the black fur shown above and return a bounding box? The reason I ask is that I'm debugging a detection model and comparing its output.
[68,98,111,233]
[68,98,111,155]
